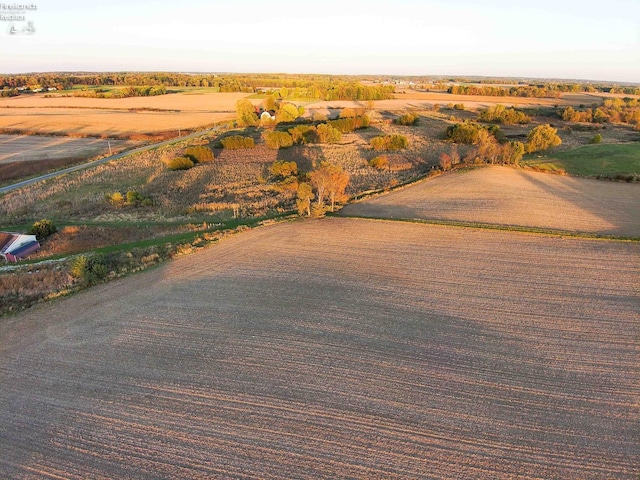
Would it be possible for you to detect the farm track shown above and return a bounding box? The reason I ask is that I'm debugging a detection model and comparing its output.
[1,218,638,479]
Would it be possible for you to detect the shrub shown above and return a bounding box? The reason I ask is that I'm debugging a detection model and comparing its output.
[394,112,419,126]
[71,254,110,286]
[28,219,57,240]
[340,107,366,118]
[591,133,603,144]
[446,121,482,144]
[453,104,465,110]
[167,156,195,170]
[368,155,389,170]
[370,134,408,151]
[221,135,255,149]
[185,145,214,162]
[316,123,342,143]
[526,124,562,153]
[478,105,530,124]
[264,131,293,149]
[270,160,298,179]
[288,125,318,144]
[107,191,125,207]
[126,191,152,206]
[329,115,369,133]
[439,153,452,171]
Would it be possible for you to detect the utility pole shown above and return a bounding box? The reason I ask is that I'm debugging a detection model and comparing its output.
[108,141,112,156]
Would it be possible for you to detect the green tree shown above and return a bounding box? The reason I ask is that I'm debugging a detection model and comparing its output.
[71,254,109,286]
[277,103,300,123]
[476,129,502,164]
[270,160,298,179]
[264,131,293,149]
[445,121,482,144]
[526,124,562,153]
[28,219,57,240]
[236,99,258,127]
[316,123,342,144]
[296,182,314,216]
[370,134,408,151]
[263,95,277,111]
[500,141,525,165]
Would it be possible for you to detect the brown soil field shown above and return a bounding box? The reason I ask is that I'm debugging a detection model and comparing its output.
[0,134,133,163]
[0,218,638,479]
[341,166,640,238]
[0,92,250,137]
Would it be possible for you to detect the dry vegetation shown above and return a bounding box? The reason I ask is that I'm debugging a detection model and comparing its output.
[1,218,638,479]
[341,166,640,238]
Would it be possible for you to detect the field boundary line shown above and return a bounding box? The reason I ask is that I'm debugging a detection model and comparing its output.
[334,214,640,242]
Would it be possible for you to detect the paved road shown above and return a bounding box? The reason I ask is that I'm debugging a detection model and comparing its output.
[0,126,223,195]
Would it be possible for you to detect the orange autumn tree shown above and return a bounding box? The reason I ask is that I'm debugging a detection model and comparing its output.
[309,162,350,213]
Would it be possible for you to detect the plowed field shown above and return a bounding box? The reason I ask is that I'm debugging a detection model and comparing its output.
[341,166,640,238]
[1,218,638,479]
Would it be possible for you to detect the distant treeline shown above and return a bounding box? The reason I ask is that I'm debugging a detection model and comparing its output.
[561,97,640,128]
[448,83,640,97]
[0,73,394,101]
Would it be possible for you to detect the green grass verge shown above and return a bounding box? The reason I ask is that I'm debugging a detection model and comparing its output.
[522,143,640,179]
[336,214,640,242]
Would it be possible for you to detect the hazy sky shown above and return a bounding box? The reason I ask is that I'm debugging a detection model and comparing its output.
[1,0,639,82]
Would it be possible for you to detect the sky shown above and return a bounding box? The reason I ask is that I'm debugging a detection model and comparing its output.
[1,0,638,83]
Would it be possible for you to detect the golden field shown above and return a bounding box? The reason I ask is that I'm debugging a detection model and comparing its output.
[0,92,250,138]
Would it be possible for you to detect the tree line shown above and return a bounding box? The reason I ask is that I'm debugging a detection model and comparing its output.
[561,97,640,129]
[447,83,640,98]
[0,73,394,101]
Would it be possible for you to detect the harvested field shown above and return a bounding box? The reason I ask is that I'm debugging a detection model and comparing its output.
[0,218,638,479]
[0,134,138,183]
[0,134,132,164]
[0,92,250,138]
[341,166,640,238]
[305,92,591,116]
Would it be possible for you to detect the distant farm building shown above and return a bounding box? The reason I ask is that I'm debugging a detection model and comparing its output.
[0,232,40,262]
[254,107,276,121]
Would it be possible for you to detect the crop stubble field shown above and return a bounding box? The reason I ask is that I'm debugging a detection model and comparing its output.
[0,92,249,137]
[342,166,640,238]
[1,217,638,479]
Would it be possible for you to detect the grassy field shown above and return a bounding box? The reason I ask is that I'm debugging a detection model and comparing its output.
[523,143,640,179]
[341,165,640,238]
[0,218,638,479]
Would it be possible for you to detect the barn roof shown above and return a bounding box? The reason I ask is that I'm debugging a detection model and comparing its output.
[0,232,17,252]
